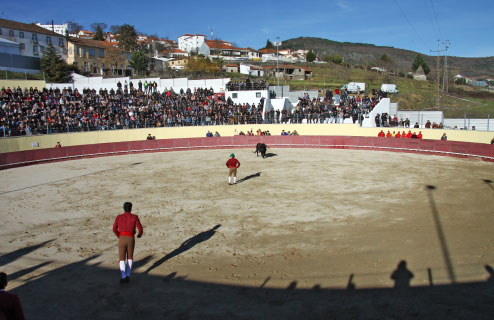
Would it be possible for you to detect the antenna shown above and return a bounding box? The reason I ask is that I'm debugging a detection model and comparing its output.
[208,25,215,39]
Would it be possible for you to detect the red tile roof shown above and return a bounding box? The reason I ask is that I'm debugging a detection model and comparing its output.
[259,49,276,54]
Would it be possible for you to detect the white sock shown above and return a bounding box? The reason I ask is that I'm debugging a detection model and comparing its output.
[119,260,126,278]
[233,177,237,184]
[228,176,231,184]
[126,259,133,277]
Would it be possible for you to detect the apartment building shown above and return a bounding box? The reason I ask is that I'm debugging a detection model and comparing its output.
[67,38,131,76]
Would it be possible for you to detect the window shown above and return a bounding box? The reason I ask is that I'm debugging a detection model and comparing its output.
[256,92,261,98]
[58,38,63,47]
[98,49,104,58]
[32,34,38,43]
[83,48,87,57]
[83,61,89,71]
[76,47,80,57]
[0,28,2,35]
[19,31,24,38]
[232,93,238,98]
[40,45,45,53]
[20,43,25,50]
[33,45,38,55]
[9,29,14,37]
[46,36,51,45]
[89,48,95,56]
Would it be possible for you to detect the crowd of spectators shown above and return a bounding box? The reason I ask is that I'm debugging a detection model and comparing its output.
[0,84,482,139]
[377,130,423,139]
[226,79,267,91]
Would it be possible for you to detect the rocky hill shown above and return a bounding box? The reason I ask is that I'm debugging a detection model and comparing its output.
[280,37,494,79]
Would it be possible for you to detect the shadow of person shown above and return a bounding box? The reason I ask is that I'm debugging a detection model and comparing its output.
[236,172,261,184]
[145,225,221,273]
[391,260,414,288]
[485,264,494,282]
[483,179,494,193]
[0,240,54,267]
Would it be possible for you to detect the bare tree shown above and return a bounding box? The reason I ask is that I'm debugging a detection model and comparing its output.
[90,23,107,33]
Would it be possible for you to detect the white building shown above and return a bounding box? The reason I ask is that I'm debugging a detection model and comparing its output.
[178,34,206,53]
[239,64,264,77]
[0,18,67,60]
[35,23,68,36]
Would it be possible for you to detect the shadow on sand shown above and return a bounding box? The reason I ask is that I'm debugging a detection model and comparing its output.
[145,225,221,273]
[236,172,261,184]
[6,252,494,320]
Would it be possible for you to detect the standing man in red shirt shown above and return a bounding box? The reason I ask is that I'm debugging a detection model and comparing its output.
[0,272,25,320]
[226,153,240,185]
[113,202,143,284]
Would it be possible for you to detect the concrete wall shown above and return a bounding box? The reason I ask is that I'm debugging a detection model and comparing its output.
[2,124,494,154]
[0,79,45,89]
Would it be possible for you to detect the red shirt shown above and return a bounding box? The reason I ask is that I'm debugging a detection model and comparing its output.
[226,158,240,168]
[417,133,423,139]
[113,212,143,238]
[385,132,392,138]
[396,133,401,138]
[378,131,385,137]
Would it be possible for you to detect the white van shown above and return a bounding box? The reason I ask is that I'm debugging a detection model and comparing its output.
[381,84,399,94]
[341,82,365,93]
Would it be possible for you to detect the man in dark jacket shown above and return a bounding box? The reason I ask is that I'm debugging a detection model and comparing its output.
[0,272,25,319]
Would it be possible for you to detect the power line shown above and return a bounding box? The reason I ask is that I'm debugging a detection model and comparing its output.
[393,0,426,45]
[430,0,443,40]
[423,0,440,40]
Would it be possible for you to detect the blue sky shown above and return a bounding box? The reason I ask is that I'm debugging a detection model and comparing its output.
[3,0,493,57]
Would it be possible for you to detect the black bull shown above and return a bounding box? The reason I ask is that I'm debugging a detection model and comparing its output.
[254,143,267,158]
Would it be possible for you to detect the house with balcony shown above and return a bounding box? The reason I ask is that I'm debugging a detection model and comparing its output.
[167,57,189,70]
[0,18,67,72]
[200,40,249,60]
[67,38,131,76]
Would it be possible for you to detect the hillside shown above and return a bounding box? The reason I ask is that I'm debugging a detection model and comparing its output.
[281,37,494,79]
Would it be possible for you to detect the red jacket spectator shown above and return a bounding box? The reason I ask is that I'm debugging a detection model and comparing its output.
[402,131,407,138]
[407,131,413,139]
[378,130,385,137]
[395,132,401,138]
[386,131,392,138]
[417,132,423,139]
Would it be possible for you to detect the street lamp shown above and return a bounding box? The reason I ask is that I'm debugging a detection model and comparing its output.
[274,37,282,88]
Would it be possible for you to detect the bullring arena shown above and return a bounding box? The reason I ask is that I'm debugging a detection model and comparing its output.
[1,124,494,319]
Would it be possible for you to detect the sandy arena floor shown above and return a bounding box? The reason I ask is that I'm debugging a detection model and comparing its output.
[1,148,494,319]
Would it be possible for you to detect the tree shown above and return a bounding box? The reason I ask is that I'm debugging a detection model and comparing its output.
[90,23,107,33]
[306,50,316,63]
[92,25,105,41]
[265,39,274,50]
[110,25,121,34]
[117,24,138,52]
[40,45,72,83]
[412,54,431,75]
[129,50,148,75]
[66,21,83,34]
[103,48,124,76]
[380,53,392,63]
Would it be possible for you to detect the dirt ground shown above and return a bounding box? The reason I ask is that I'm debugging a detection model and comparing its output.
[1,148,494,319]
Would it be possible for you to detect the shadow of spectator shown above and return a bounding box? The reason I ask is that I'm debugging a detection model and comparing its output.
[145,225,221,273]
[391,260,414,288]
[0,240,54,267]
[346,273,356,290]
[8,261,52,282]
[236,172,261,184]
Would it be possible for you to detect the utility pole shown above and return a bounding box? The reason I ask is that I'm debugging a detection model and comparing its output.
[443,40,450,93]
[274,37,281,89]
[430,40,446,110]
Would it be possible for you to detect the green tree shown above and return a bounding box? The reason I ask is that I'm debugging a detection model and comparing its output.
[412,54,431,75]
[92,25,105,41]
[380,53,392,63]
[306,50,316,63]
[129,50,148,75]
[40,45,72,83]
[117,24,138,52]
[265,39,274,49]
[331,54,343,64]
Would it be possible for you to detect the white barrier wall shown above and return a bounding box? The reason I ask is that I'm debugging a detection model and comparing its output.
[443,118,494,131]
[362,98,390,127]
[226,90,268,106]
[47,77,231,93]
[397,111,444,128]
